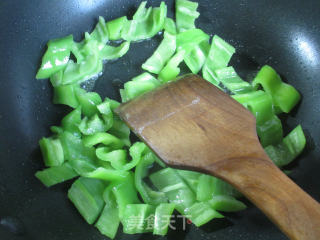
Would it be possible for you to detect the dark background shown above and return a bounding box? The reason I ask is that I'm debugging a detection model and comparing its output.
[0,0,319,239]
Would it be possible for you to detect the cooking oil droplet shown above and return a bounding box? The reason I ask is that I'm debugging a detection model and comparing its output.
[0,216,26,235]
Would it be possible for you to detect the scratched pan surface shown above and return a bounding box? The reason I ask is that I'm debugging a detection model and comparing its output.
[0,0,319,239]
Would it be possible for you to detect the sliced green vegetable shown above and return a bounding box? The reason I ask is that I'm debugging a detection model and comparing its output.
[106,16,128,40]
[89,16,109,44]
[100,41,130,60]
[196,174,215,201]
[59,131,96,161]
[122,204,156,234]
[176,28,209,52]
[158,50,186,82]
[50,126,63,134]
[59,40,103,86]
[71,41,85,63]
[175,0,200,32]
[36,35,73,79]
[61,107,81,134]
[52,84,80,108]
[153,203,175,235]
[97,100,113,130]
[83,132,124,149]
[68,177,106,224]
[176,170,201,193]
[207,195,246,212]
[209,176,239,197]
[253,65,301,113]
[142,31,176,74]
[119,88,128,103]
[108,116,131,147]
[265,125,306,167]
[95,204,120,239]
[112,173,141,220]
[61,53,103,85]
[215,66,254,94]
[135,151,167,205]
[202,35,235,85]
[185,202,224,227]
[164,18,177,34]
[184,39,210,74]
[96,148,127,168]
[233,90,283,146]
[39,137,64,167]
[124,72,161,100]
[68,159,97,175]
[97,143,143,171]
[35,163,78,187]
[95,188,120,239]
[150,168,196,214]
[83,167,129,181]
[76,90,102,117]
[78,114,107,135]
[121,2,167,41]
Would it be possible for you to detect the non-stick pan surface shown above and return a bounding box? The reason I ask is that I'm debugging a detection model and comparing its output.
[0,0,319,239]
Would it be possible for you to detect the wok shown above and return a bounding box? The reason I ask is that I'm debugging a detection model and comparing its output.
[0,0,319,239]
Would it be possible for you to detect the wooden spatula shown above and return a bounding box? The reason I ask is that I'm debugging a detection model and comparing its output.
[115,74,320,240]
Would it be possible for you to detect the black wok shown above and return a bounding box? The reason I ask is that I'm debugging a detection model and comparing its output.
[0,0,319,239]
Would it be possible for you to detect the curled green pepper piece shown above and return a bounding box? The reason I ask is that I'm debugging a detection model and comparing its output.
[158,50,186,83]
[59,131,96,161]
[106,16,128,41]
[202,35,235,86]
[95,186,120,239]
[124,72,161,100]
[135,151,167,205]
[100,41,130,60]
[36,35,73,79]
[83,132,124,149]
[78,114,108,136]
[176,28,209,53]
[61,107,82,135]
[68,159,97,175]
[150,168,196,214]
[185,202,224,227]
[35,162,78,187]
[112,173,141,220]
[233,90,283,146]
[57,40,103,86]
[153,203,175,236]
[142,31,176,74]
[207,195,247,212]
[265,125,306,167]
[53,84,81,108]
[164,18,177,35]
[68,177,106,224]
[184,39,210,74]
[122,204,156,234]
[121,2,167,42]
[97,99,113,130]
[108,115,131,147]
[89,16,109,44]
[97,142,147,171]
[76,90,102,117]
[215,66,254,94]
[39,137,64,167]
[175,0,200,32]
[83,167,129,181]
[253,65,301,113]
[176,170,201,192]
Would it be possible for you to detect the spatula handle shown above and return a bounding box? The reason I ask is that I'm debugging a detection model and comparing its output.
[211,153,320,240]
